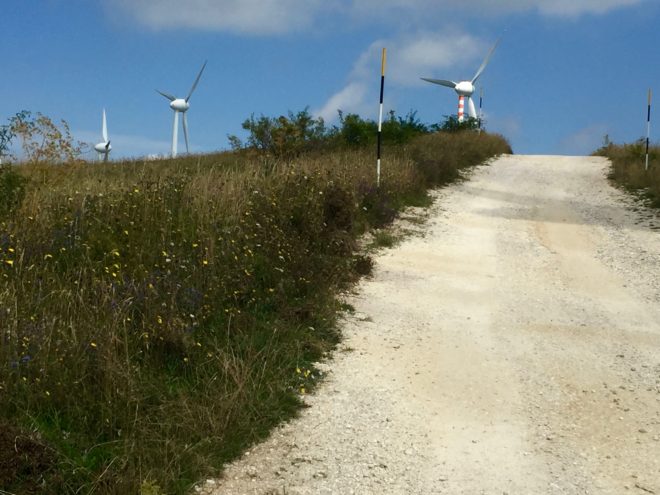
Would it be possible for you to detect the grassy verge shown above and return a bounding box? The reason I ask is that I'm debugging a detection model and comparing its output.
[0,131,510,494]
[594,140,660,208]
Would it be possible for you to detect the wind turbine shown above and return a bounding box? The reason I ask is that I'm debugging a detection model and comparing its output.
[421,39,500,122]
[93,109,111,162]
[156,61,207,158]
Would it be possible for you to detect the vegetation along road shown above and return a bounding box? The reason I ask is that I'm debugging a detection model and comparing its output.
[204,155,660,494]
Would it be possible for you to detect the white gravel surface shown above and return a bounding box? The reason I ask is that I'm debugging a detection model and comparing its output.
[200,155,660,495]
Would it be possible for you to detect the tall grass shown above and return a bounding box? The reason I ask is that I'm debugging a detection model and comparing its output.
[594,140,660,207]
[0,131,511,494]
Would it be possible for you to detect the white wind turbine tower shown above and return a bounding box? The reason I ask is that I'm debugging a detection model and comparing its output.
[156,61,207,158]
[421,39,500,122]
[93,109,112,162]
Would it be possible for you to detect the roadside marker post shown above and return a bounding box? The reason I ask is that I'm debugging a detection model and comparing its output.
[377,47,386,188]
[478,87,483,134]
[646,88,652,171]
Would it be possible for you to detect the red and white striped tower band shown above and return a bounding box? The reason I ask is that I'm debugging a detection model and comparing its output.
[646,88,652,171]
[457,95,465,122]
[377,47,386,187]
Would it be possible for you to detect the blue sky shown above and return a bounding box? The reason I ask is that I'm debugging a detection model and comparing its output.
[2,0,659,159]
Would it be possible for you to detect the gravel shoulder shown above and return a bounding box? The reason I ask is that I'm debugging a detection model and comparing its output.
[202,155,660,495]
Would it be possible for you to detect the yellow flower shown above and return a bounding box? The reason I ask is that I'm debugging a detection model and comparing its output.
[202,260,209,266]
[157,316,163,324]
[8,248,15,253]
[44,254,53,260]
[296,367,301,374]
[4,260,13,266]
[90,342,97,348]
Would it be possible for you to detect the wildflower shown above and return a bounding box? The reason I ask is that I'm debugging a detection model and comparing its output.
[44,254,53,260]
[8,248,15,253]
[202,260,209,266]
[183,357,189,363]
[3,260,13,267]
[157,316,163,324]
[90,342,97,348]
[300,387,306,394]
[296,367,301,374]
[192,243,199,248]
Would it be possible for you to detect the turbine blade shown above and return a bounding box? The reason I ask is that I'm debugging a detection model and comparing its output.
[471,38,500,84]
[186,60,207,102]
[106,140,111,150]
[156,89,177,102]
[468,97,477,119]
[102,108,108,142]
[182,112,190,153]
[420,78,457,89]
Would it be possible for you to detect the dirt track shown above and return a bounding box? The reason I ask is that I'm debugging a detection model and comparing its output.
[205,155,660,495]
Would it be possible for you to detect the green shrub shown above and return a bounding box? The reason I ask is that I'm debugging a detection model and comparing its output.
[0,164,28,217]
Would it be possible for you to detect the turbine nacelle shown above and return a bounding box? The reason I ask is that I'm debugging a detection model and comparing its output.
[94,142,112,153]
[455,81,475,97]
[170,99,190,113]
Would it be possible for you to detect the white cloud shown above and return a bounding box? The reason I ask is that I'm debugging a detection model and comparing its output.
[109,0,646,34]
[346,0,645,20]
[316,82,369,122]
[557,123,609,155]
[314,31,489,122]
[110,0,329,35]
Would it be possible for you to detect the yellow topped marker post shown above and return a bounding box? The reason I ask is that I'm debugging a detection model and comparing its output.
[377,48,387,187]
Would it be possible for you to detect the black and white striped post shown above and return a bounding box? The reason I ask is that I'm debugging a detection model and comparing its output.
[646,88,652,171]
[478,87,483,134]
[377,47,386,187]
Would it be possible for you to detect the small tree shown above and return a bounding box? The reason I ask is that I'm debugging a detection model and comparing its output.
[432,115,481,133]
[9,111,83,163]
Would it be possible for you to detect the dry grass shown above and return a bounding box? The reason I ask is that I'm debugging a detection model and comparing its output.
[595,140,660,207]
[0,130,510,494]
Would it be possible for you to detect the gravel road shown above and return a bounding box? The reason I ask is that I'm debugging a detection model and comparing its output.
[201,155,660,495]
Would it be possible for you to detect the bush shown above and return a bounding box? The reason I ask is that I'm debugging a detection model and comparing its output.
[0,164,28,217]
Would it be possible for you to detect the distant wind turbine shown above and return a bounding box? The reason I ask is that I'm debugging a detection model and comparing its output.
[93,109,111,162]
[156,61,207,158]
[421,39,500,122]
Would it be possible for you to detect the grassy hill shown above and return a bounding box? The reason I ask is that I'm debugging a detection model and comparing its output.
[0,129,511,494]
